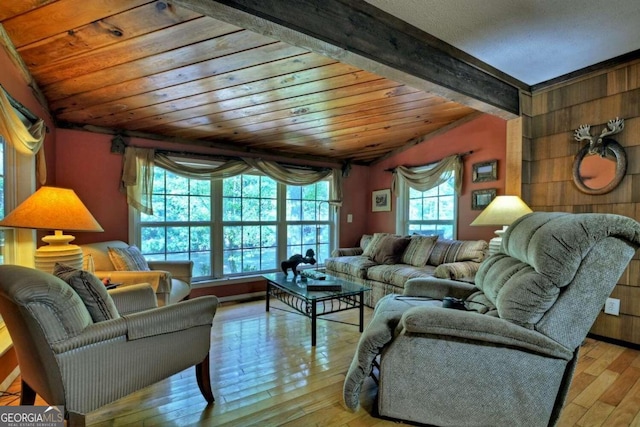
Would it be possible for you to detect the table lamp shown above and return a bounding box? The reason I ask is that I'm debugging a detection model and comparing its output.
[0,186,103,273]
[470,195,532,255]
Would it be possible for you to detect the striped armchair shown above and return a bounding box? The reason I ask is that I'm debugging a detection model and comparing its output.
[0,265,218,426]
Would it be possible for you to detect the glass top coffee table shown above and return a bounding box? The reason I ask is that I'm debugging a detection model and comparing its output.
[263,272,371,346]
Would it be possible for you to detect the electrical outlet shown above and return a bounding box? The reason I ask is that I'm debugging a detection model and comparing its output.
[347,214,353,223]
[604,297,620,316]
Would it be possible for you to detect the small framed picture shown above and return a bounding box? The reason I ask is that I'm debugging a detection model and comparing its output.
[472,188,497,210]
[472,160,498,183]
[372,189,391,212]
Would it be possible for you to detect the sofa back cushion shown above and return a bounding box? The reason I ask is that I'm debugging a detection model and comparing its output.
[427,239,487,266]
[401,235,438,267]
[363,233,411,265]
[360,234,373,250]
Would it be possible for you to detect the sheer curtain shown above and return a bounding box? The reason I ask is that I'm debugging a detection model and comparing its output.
[0,86,47,184]
[391,154,462,195]
[122,148,343,215]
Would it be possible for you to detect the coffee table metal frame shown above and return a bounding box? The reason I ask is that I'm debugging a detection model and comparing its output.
[263,272,370,346]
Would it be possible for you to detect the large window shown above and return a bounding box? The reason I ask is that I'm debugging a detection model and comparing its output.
[138,166,333,280]
[399,172,457,239]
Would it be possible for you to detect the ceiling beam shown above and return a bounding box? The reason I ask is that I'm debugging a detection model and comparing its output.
[173,0,520,119]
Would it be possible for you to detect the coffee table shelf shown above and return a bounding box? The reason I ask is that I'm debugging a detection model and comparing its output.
[263,272,370,346]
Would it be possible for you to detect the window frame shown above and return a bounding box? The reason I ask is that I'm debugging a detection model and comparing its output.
[131,165,337,281]
[396,169,458,239]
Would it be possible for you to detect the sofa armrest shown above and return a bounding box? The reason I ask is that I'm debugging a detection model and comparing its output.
[147,260,193,285]
[433,260,482,281]
[108,283,158,314]
[94,270,171,294]
[400,306,573,360]
[404,277,476,300]
[331,247,364,257]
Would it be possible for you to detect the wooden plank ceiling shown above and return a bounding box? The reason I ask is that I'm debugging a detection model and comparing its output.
[0,0,480,165]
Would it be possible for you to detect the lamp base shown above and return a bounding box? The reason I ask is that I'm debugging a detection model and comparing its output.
[488,225,509,256]
[34,231,83,274]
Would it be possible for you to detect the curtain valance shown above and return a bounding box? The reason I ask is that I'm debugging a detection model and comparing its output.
[0,86,47,184]
[122,148,343,215]
[391,154,462,195]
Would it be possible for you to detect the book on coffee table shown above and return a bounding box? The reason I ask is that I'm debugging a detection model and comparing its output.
[306,282,342,291]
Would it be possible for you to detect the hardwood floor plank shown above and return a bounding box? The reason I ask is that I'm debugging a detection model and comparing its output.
[576,401,615,427]
[4,299,640,426]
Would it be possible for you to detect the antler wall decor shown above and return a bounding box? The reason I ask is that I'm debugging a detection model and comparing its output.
[574,117,625,156]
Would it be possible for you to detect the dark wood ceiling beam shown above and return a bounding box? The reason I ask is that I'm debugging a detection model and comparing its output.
[173,0,520,119]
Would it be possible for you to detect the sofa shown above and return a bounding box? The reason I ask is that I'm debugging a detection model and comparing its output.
[325,233,488,307]
[80,240,193,306]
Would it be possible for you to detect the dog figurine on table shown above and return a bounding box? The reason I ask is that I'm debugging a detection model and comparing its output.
[281,249,317,277]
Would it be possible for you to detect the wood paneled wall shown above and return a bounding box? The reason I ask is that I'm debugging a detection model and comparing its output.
[527,59,640,344]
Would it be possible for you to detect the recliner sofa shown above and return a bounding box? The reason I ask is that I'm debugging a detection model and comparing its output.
[344,212,640,426]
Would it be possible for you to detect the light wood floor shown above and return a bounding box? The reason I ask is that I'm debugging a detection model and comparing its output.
[2,298,640,426]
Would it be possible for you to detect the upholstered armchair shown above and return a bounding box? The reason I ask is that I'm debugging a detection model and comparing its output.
[344,212,640,427]
[80,240,192,306]
[0,265,218,427]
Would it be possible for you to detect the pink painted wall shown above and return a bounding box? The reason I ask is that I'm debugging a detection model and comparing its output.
[338,164,369,247]
[357,114,507,242]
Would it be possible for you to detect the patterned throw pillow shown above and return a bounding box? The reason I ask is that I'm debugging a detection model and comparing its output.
[108,245,150,271]
[364,234,411,265]
[401,235,439,267]
[428,239,488,266]
[360,234,373,251]
[53,263,120,323]
[362,233,389,259]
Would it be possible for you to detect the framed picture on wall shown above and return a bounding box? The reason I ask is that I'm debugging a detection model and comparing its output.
[372,189,391,212]
[472,160,498,182]
[472,188,497,210]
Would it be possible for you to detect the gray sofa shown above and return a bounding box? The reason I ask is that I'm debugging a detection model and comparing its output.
[326,233,488,307]
[343,212,640,426]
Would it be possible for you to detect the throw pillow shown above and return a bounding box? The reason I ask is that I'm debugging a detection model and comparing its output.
[401,235,439,267]
[360,234,373,251]
[108,245,150,271]
[53,263,120,323]
[368,234,411,265]
[362,233,389,259]
[428,239,489,266]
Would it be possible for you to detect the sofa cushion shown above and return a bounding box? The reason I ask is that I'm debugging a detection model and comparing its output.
[367,264,437,288]
[401,235,438,267]
[108,245,151,271]
[363,233,411,265]
[434,261,482,281]
[325,256,378,279]
[53,263,120,323]
[428,239,488,265]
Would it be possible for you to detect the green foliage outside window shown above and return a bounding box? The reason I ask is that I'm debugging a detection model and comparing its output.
[407,175,456,239]
[140,167,333,280]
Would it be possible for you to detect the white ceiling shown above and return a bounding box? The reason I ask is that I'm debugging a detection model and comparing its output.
[365,0,640,86]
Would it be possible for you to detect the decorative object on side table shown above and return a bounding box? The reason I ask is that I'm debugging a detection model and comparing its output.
[470,195,533,255]
[0,186,104,273]
[472,160,498,182]
[372,189,391,212]
[280,248,316,277]
[471,188,497,210]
